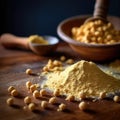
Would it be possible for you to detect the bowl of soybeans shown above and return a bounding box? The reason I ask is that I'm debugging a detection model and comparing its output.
[57,15,120,62]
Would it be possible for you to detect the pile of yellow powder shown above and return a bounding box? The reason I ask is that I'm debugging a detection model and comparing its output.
[44,60,120,98]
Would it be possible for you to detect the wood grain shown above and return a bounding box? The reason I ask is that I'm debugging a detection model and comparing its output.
[0,42,120,120]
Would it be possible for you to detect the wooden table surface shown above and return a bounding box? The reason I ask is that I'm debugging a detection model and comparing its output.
[0,42,120,120]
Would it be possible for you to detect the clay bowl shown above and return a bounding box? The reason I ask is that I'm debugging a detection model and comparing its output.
[57,15,120,62]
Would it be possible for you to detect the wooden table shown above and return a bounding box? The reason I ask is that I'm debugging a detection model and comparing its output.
[0,42,120,120]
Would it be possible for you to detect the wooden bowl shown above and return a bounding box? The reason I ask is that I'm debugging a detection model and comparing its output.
[57,15,120,62]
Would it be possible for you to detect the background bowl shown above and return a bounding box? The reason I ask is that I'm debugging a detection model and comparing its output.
[57,15,120,62]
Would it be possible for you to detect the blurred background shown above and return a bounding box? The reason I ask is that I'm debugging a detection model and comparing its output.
[1,0,120,37]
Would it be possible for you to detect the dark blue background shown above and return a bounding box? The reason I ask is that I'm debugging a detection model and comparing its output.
[1,0,120,36]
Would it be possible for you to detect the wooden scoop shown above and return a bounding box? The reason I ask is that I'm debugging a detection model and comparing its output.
[85,0,109,23]
[0,33,59,55]
[0,33,29,50]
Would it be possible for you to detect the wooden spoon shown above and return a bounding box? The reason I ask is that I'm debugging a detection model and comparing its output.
[0,33,59,55]
[85,0,109,23]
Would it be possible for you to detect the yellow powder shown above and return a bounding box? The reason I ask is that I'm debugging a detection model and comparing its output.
[28,35,48,44]
[45,60,120,98]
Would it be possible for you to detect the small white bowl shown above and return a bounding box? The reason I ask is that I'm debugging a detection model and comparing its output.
[29,35,59,55]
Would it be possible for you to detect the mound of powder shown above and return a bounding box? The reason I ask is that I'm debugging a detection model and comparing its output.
[44,60,120,98]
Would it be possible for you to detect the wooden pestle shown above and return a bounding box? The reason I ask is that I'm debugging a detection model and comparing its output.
[85,0,109,23]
